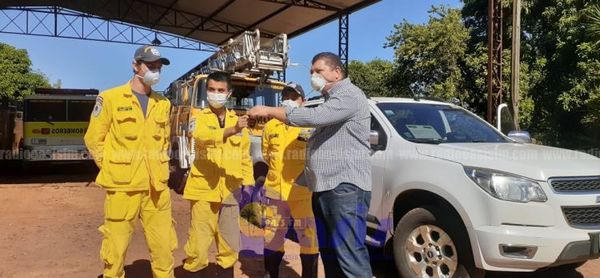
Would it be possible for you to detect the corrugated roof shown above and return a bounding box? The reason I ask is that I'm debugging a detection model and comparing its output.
[7,0,380,46]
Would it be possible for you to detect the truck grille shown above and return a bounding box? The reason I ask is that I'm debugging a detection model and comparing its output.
[549,177,600,193]
[563,206,600,228]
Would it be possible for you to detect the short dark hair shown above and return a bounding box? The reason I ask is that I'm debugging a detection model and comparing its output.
[282,87,304,100]
[206,71,232,90]
[311,52,345,77]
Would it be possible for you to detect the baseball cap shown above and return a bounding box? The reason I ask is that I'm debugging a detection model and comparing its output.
[134,45,170,65]
[282,82,305,99]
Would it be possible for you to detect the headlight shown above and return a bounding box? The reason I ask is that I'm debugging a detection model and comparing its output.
[464,167,547,203]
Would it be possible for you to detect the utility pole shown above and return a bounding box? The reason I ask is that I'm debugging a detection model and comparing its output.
[510,0,522,130]
[487,0,503,125]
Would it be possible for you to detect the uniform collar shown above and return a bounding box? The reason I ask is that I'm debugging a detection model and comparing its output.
[202,107,236,118]
[123,81,161,116]
[123,81,159,98]
[272,119,285,127]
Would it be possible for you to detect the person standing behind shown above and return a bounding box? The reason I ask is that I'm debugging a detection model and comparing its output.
[84,45,177,278]
[182,71,255,278]
[261,83,318,278]
[248,52,372,278]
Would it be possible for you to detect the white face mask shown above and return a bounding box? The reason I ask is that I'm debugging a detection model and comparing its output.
[310,73,327,92]
[136,69,160,87]
[207,92,229,108]
[281,99,300,109]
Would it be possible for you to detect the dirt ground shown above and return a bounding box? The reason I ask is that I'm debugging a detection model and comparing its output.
[0,163,599,278]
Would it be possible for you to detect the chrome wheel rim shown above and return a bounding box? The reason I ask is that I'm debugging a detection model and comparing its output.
[404,224,458,278]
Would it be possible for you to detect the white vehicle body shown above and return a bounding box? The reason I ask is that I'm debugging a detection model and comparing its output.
[304,97,600,274]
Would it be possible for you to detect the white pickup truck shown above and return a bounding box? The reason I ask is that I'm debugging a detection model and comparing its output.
[300,97,600,277]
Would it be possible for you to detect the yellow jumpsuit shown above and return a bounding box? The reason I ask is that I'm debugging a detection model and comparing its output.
[84,82,177,278]
[261,119,318,255]
[183,108,254,272]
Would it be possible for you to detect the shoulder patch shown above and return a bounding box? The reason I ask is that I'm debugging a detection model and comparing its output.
[92,96,103,117]
[188,118,196,132]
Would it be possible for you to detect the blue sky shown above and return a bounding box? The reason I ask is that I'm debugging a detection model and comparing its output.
[0,0,462,98]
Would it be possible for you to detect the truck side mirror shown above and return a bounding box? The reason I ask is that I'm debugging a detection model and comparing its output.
[370,130,385,151]
[369,130,380,145]
[507,130,532,144]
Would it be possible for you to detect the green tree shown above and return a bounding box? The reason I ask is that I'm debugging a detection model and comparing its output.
[461,0,599,148]
[582,3,600,128]
[385,7,471,105]
[0,43,50,105]
[348,59,397,97]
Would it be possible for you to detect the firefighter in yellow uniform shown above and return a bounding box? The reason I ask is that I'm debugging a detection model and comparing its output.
[182,72,254,277]
[261,83,319,278]
[84,45,177,278]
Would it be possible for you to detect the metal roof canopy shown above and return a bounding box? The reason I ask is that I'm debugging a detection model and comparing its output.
[2,0,379,48]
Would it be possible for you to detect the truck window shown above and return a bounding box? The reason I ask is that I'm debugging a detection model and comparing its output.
[194,80,280,109]
[25,99,67,122]
[378,103,507,144]
[68,100,96,121]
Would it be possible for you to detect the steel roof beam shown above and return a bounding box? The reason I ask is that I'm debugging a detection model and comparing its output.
[258,0,340,11]
[184,0,236,37]
[149,0,178,29]
[0,6,219,51]
[219,3,291,44]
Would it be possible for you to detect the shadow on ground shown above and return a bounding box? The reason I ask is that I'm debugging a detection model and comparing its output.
[104,260,239,278]
[0,160,97,184]
[367,246,584,278]
[486,268,583,278]
[239,249,301,278]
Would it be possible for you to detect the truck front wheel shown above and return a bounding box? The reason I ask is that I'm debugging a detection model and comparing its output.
[393,206,484,278]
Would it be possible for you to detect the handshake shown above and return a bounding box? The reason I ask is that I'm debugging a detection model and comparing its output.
[236,105,276,130]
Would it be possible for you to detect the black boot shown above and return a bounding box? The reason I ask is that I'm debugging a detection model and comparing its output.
[217,266,234,278]
[263,249,284,278]
[300,254,319,278]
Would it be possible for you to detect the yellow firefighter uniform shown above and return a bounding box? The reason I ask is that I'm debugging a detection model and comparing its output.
[84,82,177,278]
[261,119,318,255]
[183,107,254,272]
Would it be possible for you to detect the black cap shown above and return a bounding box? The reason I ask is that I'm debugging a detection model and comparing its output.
[282,82,305,99]
[134,45,170,65]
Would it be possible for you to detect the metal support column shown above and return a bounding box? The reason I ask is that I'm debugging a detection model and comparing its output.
[511,0,521,130]
[487,0,503,125]
[338,12,349,74]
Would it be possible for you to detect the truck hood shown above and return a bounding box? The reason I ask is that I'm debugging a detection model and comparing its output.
[416,143,600,180]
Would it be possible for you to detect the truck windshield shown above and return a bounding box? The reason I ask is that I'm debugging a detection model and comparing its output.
[25,99,96,122]
[25,99,67,122]
[377,103,508,144]
[68,100,95,121]
[195,80,281,109]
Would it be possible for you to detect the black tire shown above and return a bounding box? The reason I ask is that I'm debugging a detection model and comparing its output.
[549,261,586,272]
[393,206,485,278]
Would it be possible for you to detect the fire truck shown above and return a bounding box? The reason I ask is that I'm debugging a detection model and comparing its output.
[22,88,98,162]
[166,29,288,192]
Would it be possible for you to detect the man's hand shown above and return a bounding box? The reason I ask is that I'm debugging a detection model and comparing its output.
[236,115,249,132]
[247,106,272,122]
